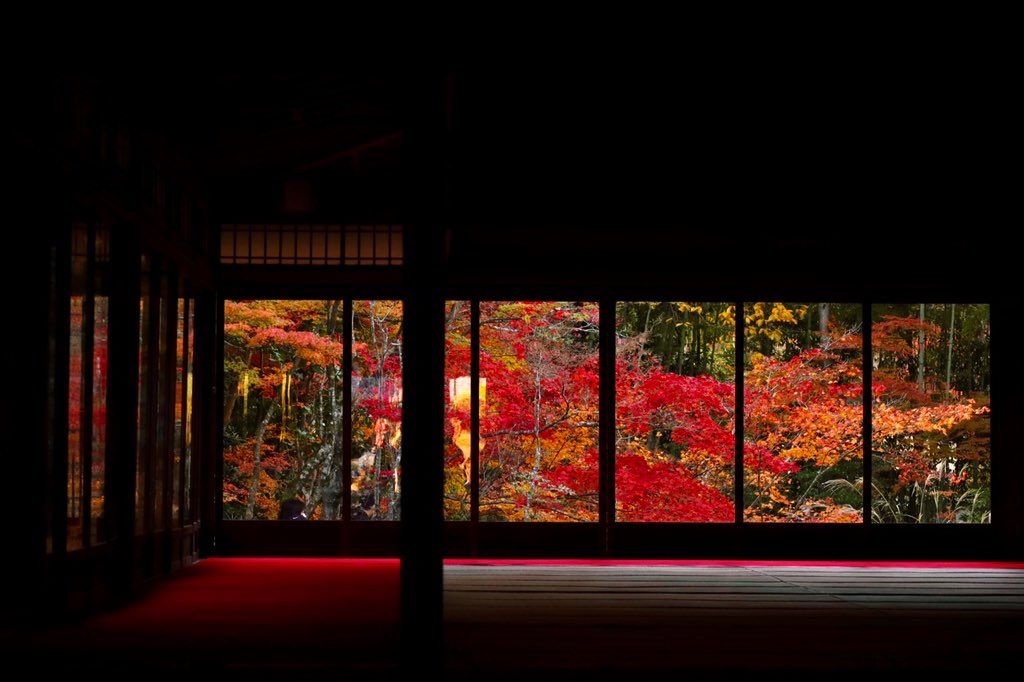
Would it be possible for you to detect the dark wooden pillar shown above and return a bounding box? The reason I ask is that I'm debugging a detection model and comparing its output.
[197,290,219,557]
[109,225,141,599]
[400,71,448,672]
[992,301,1023,559]
[11,137,56,618]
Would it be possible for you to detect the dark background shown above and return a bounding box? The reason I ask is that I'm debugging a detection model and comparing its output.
[8,65,1019,647]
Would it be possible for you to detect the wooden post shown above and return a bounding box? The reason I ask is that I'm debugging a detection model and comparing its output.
[399,69,448,673]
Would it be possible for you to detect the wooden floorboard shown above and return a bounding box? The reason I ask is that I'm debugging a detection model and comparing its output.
[444,565,1024,671]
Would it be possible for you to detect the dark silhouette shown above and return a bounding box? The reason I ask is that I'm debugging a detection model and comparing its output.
[278,498,308,521]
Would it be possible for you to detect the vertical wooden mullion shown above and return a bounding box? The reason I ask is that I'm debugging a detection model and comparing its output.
[470,300,480,523]
[42,239,59,557]
[53,225,71,556]
[988,301,996,525]
[143,261,160,535]
[734,301,745,524]
[163,273,177,537]
[599,298,616,538]
[109,227,141,592]
[342,298,353,522]
[204,292,223,555]
[81,223,96,547]
[188,295,200,528]
[863,301,873,525]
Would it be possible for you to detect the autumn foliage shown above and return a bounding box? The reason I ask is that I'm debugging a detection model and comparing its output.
[222,299,403,520]
[222,298,989,525]
[444,301,990,524]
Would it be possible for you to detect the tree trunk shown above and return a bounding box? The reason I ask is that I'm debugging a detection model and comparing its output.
[244,402,278,520]
[917,304,927,393]
[524,371,543,520]
[819,303,830,346]
[224,389,238,426]
[320,364,343,520]
[677,323,685,374]
[319,300,343,517]
[323,297,343,516]
[693,319,702,374]
[946,303,956,391]
[391,440,401,520]
[326,299,341,335]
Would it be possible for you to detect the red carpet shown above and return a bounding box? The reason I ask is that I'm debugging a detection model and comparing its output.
[97,557,400,632]
[29,558,401,671]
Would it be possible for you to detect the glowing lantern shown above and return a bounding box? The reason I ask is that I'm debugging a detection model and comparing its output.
[449,376,485,484]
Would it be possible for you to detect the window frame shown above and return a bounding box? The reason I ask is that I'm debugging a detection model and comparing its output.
[215,286,407,552]
[215,283,997,558]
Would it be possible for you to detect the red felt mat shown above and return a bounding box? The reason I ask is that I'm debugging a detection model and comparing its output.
[96,557,400,632]
[40,558,402,670]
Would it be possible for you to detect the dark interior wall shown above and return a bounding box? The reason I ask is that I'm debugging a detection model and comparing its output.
[11,73,216,618]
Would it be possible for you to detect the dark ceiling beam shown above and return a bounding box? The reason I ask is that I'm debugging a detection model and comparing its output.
[205,123,399,176]
[295,132,403,172]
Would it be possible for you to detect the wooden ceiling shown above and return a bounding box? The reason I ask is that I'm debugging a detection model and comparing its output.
[72,68,999,286]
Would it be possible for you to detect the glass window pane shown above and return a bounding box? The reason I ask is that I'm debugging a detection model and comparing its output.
[172,297,185,524]
[67,224,87,550]
[235,230,250,262]
[154,273,169,530]
[296,230,311,263]
[743,302,863,523]
[871,304,990,523]
[67,294,84,550]
[615,302,735,522]
[479,301,599,522]
[266,229,281,260]
[250,231,265,260]
[223,300,345,520]
[327,231,341,263]
[184,299,195,522]
[220,228,234,263]
[311,230,327,262]
[91,294,108,543]
[358,230,374,262]
[445,301,471,521]
[90,224,110,545]
[345,231,358,265]
[352,300,403,520]
[281,230,296,263]
[389,229,403,263]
